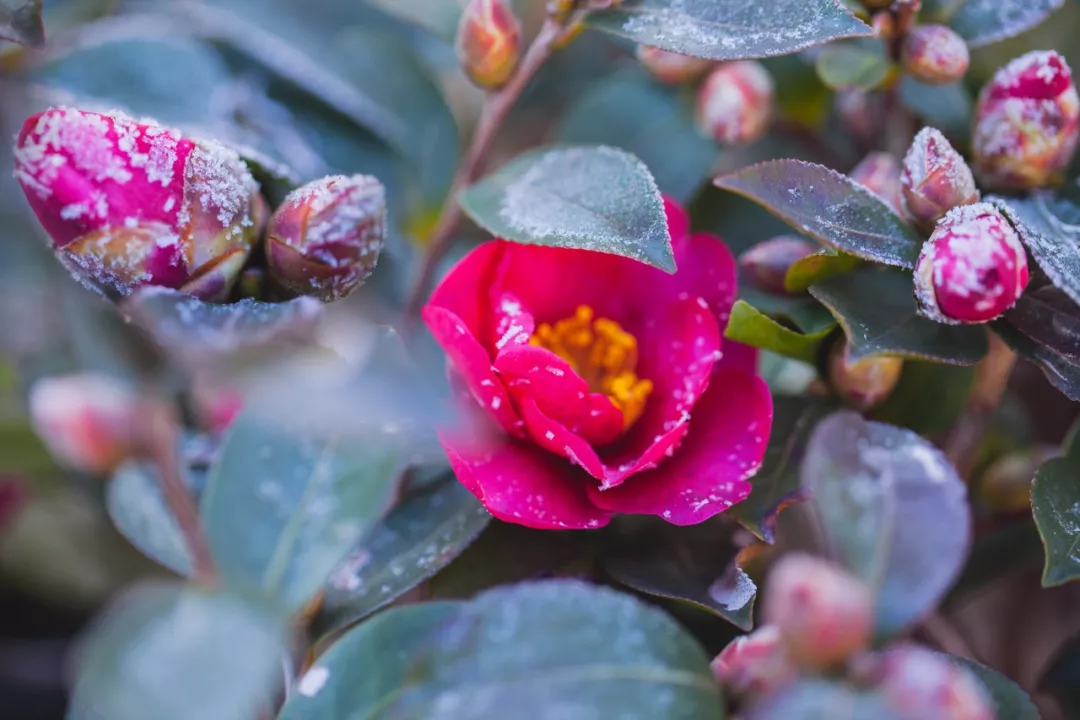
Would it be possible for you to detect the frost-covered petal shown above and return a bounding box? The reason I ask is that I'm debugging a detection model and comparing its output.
[577,393,625,447]
[426,241,505,347]
[518,397,605,479]
[667,232,740,327]
[494,344,590,431]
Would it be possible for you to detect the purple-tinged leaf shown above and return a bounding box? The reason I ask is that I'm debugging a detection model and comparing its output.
[0,0,43,47]
[946,0,1063,48]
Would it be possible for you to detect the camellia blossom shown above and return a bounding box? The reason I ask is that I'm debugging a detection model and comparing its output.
[423,198,773,530]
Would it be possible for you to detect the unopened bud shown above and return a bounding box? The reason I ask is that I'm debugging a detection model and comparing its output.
[266,175,386,302]
[192,377,244,435]
[13,107,261,301]
[973,50,1080,190]
[914,203,1029,324]
[696,61,775,145]
[874,646,995,720]
[711,626,797,698]
[902,25,969,85]
[828,340,903,410]
[739,236,817,295]
[850,152,906,216]
[636,45,712,84]
[456,0,522,90]
[836,90,884,145]
[29,374,146,475]
[901,127,979,229]
[762,552,873,667]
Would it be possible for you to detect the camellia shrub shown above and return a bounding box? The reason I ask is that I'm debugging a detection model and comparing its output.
[5,0,1080,718]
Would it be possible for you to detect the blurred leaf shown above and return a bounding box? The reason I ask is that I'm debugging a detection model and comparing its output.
[556,68,717,204]
[314,472,490,641]
[946,0,1064,48]
[804,412,971,635]
[1041,634,1080,719]
[0,417,57,475]
[945,519,1043,608]
[747,679,899,720]
[716,160,921,268]
[738,283,838,335]
[732,396,835,543]
[362,0,464,41]
[0,0,44,47]
[68,582,287,720]
[586,0,871,60]
[810,266,989,364]
[1005,285,1080,359]
[1031,438,1080,586]
[461,145,675,272]
[898,76,973,139]
[784,249,861,293]
[948,656,1040,720]
[994,318,1080,401]
[869,362,976,436]
[815,39,890,92]
[725,300,833,364]
[991,193,1080,307]
[601,516,755,631]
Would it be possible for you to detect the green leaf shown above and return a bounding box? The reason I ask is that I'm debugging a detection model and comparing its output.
[898,76,973,139]
[994,318,1080,401]
[945,519,1043,609]
[804,412,971,635]
[601,516,755,631]
[869,361,976,436]
[725,300,833,364]
[815,39,890,92]
[362,0,465,41]
[749,679,899,719]
[715,160,921,268]
[732,395,835,543]
[68,582,287,720]
[1005,285,1080,359]
[556,68,718,204]
[784,249,861,293]
[461,145,675,272]
[948,656,1041,720]
[1032,446,1080,587]
[810,266,989,364]
[313,472,490,641]
[739,283,839,335]
[992,193,1080,307]
[0,417,58,475]
[586,0,871,60]
[946,0,1063,48]
[0,0,43,47]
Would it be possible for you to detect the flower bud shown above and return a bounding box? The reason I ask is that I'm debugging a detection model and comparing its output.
[192,377,244,435]
[850,152,906,216]
[762,552,873,667]
[456,0,521,90]
[266,175,386,302]
[836,90,885,145]
[696,61,774,145]
[711,626,797,698]
[636,45,712,85]
[29,374,146,475]
[874,646,995,720]
[901,127,979,230]
[739,236,817,295]
[13,108,261,301]
[902,25,970,85]
[973,50,1080,190]
[871,12,896,42]
[914,203,1029,324]
[828,340,903,410]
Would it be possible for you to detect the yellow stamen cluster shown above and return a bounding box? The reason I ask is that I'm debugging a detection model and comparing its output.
[529,305,653,429]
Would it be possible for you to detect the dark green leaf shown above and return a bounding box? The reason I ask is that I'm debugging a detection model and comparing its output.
[1031,448,1080,586]
[601,516,755,630]
[725,300,833,364]
[869,361,975,436]
[946,520,1043,609]
[810,266,989,364]
[0,0,43,47]
[1041,634,1080,719]
[716,160,921,268]
[1005,285,1080,359]
[994,319,1080,401]
[804,412,971,635]
[739,284,839,335]
[948,656,1040,720]
[784,249,861,293]
[732,396,835,543]
[586,0,871,60]
[991,193,1080,307]
[314,473,490,640]
[898,76,973,138]
[947,0,1063,48]
[815,39,890,92]
[68,582,287,720]
[748,679,899,720]
[461,145,674,272]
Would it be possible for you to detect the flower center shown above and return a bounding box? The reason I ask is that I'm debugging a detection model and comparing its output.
[529,305,653,429]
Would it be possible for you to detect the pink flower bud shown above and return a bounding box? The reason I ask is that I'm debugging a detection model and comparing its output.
[762,552,874,667]
[192,377,244,435]
[902,25,970,85]
[973,50,1080,190]
[836,90,885,145]
[456,0,521,90]
[696,61,774,145]
[850,152,906,217]
[13,107,261,300]
[874,646,995,720]
[265,175,386,302]
[636,45,713,85]
[828,340,903,410]
[711,625,797,698]
[29,374,145,475]
[739,236,817,295]
[901,127,979,229]
[914,203,1029,324]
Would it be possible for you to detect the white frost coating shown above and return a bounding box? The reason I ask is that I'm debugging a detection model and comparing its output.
[182,137,258,231]
[297,666,330,697]
[955,0,1065,48]
[707,566,757,612]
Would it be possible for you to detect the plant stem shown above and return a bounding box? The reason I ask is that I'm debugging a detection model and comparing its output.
[403,18,565,319]
[944,334,1017,478]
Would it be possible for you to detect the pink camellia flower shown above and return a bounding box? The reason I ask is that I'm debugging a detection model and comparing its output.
[13,107,262,300]
[423,198,773,530]
[712,626,797,698]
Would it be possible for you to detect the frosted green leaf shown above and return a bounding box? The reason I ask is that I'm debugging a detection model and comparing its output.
[946,0,1063,48]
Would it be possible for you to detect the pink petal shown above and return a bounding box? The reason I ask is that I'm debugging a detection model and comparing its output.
[491,292,534,353]
[663,195,690,245]
[578,393,624,447]
[494,344,589,430]
[718,339,759,375]
[426,241,505,346]
[587,368,773,525]
[669,232,740,327]
[518,397,605,479]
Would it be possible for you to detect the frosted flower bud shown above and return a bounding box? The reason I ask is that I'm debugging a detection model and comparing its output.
[973,50,1080,190]
[875,646,996,720]
[850,152,906,216]
[266,175,386,302]
[828,340,903,411]
[914,203,1029,324]
[738,236,817,295]
[762,552,874,667]
[29,374,146,476]
[636,45,712,85]
[902,25,970,85]
[711,625,797,698]
[13,108,261,301]
[901,127,979,229]
[456,0,521,90]
[696,61,775,145]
